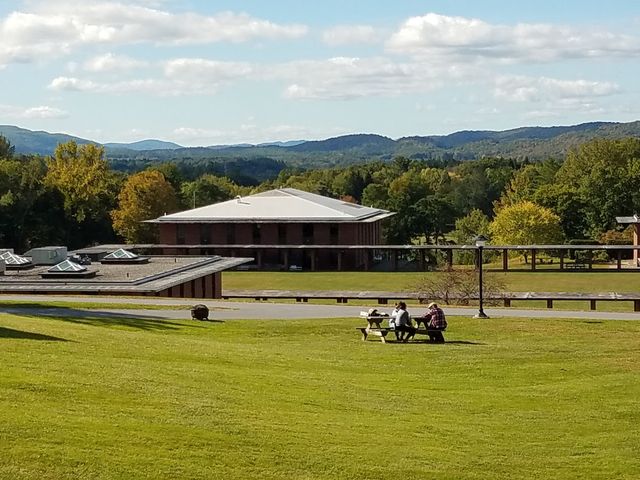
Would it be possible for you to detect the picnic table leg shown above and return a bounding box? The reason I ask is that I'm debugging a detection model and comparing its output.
[361,329,368,341]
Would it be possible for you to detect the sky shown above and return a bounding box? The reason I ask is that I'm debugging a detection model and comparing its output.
[0,0,639,146]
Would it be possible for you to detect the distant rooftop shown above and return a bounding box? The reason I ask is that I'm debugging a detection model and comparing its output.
[148,188,395,223]
[616,215,640,224]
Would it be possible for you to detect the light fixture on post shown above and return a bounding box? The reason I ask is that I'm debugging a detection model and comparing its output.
[473,234,489,319]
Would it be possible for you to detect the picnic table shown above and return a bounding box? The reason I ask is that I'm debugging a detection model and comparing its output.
[357,312,446,343]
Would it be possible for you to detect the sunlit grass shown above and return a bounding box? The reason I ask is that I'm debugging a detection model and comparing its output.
[1,311,639,479]
[223,270,640,294]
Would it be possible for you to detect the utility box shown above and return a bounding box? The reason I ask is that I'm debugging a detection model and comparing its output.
[27,246,68,265]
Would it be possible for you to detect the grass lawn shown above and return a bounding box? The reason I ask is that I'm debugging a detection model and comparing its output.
[1,311,639,479]
[223,270,640,293]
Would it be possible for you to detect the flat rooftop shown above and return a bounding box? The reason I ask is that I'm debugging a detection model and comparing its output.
[0,255,252,294]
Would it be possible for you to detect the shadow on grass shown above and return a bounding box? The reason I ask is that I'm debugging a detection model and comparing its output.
[0,326,68,341]
[386,339,486,346]
[2,307,207,332]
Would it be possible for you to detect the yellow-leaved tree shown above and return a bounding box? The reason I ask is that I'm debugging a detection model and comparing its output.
[111,170,178,243]
[489,201,564,263]
[45,141,118,223]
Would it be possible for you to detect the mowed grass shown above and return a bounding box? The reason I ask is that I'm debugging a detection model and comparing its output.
[223,270,640,293]
[1,311,640,479]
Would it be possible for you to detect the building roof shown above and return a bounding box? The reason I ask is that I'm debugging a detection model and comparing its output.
[0,256,252,294]
[148,188,395,223]
[616,214,640,224]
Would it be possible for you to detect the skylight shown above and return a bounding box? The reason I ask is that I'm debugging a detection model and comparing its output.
[103,248,139,260]
[48,260,87,272]
[0,251,31,265]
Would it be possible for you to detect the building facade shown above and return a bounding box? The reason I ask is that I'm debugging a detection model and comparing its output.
[149,188,395,270]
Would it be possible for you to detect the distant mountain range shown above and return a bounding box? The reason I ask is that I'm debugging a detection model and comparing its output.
[103,139,183,151]
[2,121,640,167]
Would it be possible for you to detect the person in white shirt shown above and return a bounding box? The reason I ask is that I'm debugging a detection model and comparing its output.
[394,301,416,342]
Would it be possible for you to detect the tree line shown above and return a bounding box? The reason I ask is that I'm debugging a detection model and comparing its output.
[1,135,639,252]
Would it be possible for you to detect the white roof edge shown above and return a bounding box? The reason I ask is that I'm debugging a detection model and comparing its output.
[148,188,394,223]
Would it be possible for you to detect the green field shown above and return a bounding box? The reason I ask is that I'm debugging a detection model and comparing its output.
[1,310,639,479]
[223,271,640,293]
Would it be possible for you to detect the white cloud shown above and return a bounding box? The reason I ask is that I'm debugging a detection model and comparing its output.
[49,76,184,95]
[279,56,473,100]
[164,58,252,85]
[0,103,68,119]
[173,123,338,146]
[322,25,380,46]
[50,57,253,95]
[83,53,148,72]
[0,2,308,66]
[387,13,640,62]
[49,76,98,91]
[494,75,620,102]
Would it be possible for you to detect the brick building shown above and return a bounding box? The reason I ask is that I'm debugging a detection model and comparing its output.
[148,188,395,270]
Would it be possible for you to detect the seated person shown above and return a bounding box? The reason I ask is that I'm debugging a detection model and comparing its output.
[389,303,399,337]
[423,302,447,343]
[394,301,416,342]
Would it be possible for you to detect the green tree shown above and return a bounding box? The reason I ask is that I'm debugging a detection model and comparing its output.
[495,159,561,211]
[450,209,491,264]
[0,155,51,249]
[0,135,15,159]
[112,170,179,243]
[180,174,241,209]
[555,138,640,238]
[489,201,564,262]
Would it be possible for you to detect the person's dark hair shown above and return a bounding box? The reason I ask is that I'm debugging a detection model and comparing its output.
[398,301,407,309]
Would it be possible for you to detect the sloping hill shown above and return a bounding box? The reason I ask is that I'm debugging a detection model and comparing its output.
[2,121,639,165]
[0,125,96,155]
[103,139,183,151]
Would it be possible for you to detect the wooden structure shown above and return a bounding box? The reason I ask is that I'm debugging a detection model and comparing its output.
[357,313,446,343]
[223,289,640,312]
[81,243,640,272]
[616,215,640,266]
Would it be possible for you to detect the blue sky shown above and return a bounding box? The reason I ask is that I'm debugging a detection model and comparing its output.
[0,0,638,146]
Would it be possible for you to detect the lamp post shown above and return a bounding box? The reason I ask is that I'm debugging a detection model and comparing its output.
[473,234,489,319]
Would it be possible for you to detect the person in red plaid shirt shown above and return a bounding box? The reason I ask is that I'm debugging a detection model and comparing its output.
[423,302,447,343]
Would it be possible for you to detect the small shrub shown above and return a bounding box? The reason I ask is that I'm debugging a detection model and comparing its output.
[412,268,507,306]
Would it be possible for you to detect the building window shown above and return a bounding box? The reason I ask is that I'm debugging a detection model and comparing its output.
[176,224,186,245]
[302,223,314,245]
[200,224,211,245]
[330,224,339,244]
[252,223,261,244]
[226,224,235,244]
[278,224,287,244]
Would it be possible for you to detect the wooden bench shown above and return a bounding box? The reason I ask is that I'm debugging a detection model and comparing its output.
[564,263,587,270]
[357,327,446,343]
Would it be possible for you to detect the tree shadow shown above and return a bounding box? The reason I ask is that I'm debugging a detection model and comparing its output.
[0,326,68,342]
[2,307,207,332]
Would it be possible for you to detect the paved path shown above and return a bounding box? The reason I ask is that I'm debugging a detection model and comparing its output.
[1,294,640,321]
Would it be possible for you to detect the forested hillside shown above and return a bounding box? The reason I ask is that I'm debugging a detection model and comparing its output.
[1,134,639,253]
[2,122,640,174]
